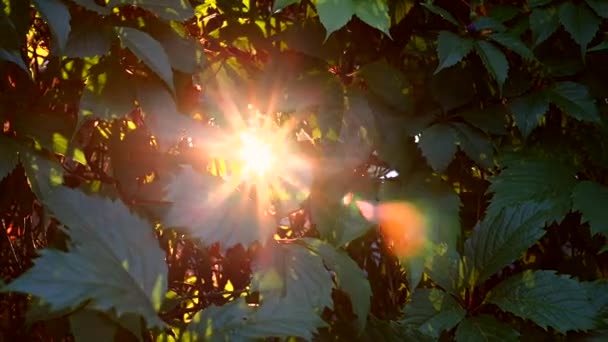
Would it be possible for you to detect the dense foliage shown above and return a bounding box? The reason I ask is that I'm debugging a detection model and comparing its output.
[1,0,608,340]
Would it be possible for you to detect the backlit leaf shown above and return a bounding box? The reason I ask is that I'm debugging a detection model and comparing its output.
[108,0,194,21]
[572,181,608,236]
[487,270,598,332]
[6,187,167,328]
[353,0,391,36]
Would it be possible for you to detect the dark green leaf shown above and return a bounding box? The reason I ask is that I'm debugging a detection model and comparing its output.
[301,238,372,332]
[489,32,535,60]
[6,188,167,328]
[488,5,520,22]
[460,105,508,135]
[70,310,118,342]
[421,3,459,27]
[252,242,333,312]
[187,297,325,341]
[547,82,600,122]
[32,0,71,53]
[116,27,175,92]
[435,31,474,73]
[418,123,457,173]
[588,41,608,52]
[315,0,355,37]
[530,7,559,46]
[474,40,509,89]
[572,181,608,236]
[558,2,600,55]
[431,66,474,112]
[509,90,550,138]
[402,288,466,338]
[163,166,276,249]
[0,48,29,75]
[451,122,494,169]
[353,0,390,36]
[71,0,112,15]
[471,17,506,32]
[529,0,554,7]
[0,135,19,182]
[486,155,576,219]
[586,0,608,18]
[79,65,136,123]
[65,17,113,58]
[465,201,554,284]
[455,315,519,342]
[359,61,412,110]
[273,0,300,12]
[487,270,598,333]
[149,22,202,74]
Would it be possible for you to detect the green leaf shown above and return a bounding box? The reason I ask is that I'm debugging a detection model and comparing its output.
[273,0,300,12]
[32,0,71,54]
[547,82,600,122]
[116,27,175,92]
[108,0,194,21]
[465,201,554,284]
[529,0,554,7]
[451,123,494,169]
[435,31,474,74]
[70,310,119,342]
[558,2,600,55]
[353,0,390,36]
[6,187,167,328]
[486,155,576,219]
[79,65,136,123]
[431,66,474,112]
[471,17,506,32]
[315,0,355,37]
[19,151,65,201]
[588,41,608,52]
[572,181,608,236]
[71,0,112,15]
[474,40,509,90]
[301,238,372,333]
[418,123,457,173]
[488,32,535,60]
[421,3,459,27]
[187,297,325,341]
[586,0,608,18]
[252,242,333,312]
[455,315,520,342]
[0,133,19,182]
[488,5,520,22]
[487,270,598,333]
[0,48,30,75]
[509,90,550,138]
[148,21,202,74]
[358,61,411,110]
[163,166,276,249]
[401,288,466,338]
[530,7,559,46]
[65,17,113,58]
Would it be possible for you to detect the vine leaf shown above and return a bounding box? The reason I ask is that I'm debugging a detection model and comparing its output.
[116,27,175,92]
[572,181,608,236]
[547,82,600,122]
[71,0,112,15]
[558,2,601,56]
[401,288,466,338]
[488,32,535,60]
[163,166,276,250]
[315,0,355,38]
[508,90,550,138]
[353,0,391,37]
[79,64,136,123]
[418,123,457,173]
[421,3,459,27]
[108,0,194,21]
[32,0,71,54]
[273,0,300,12]
[5,187,167,328]
[0,48,30,75]
[435,31,474,73]
[530,7,560,46]
[529,0,554,7]
[455,315,520,342]
[65,18,113,58]
[465,201,555,284]
[586,0,608,18]
[358,60,412,110]
[187,297,325,341]
[301,238,372,333]
[0,135,19,182]
[487,270,599,333]
[474,40,509,90]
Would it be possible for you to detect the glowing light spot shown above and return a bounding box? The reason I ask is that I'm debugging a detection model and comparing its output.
[238,132,276,176]
[369,202,427,258]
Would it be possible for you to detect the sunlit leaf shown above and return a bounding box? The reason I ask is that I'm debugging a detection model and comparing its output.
[116,27,175,92]
[5,187,167,328]
[108,0,194,21]
[487,270,599,332]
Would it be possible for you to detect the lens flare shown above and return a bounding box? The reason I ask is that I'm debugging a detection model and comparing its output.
[238,131,276,176]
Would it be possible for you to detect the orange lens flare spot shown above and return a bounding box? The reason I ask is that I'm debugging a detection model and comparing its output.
[370,202,427,258]
[238,132,275,176]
